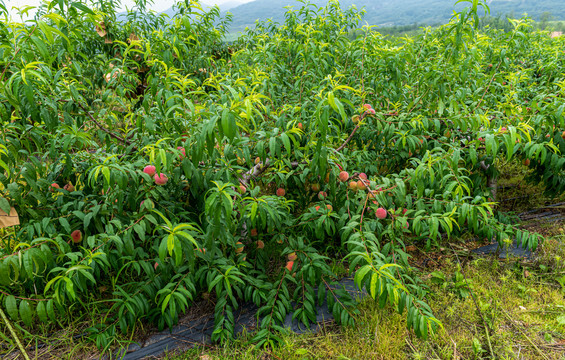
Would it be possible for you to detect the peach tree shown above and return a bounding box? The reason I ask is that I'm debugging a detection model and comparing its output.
[0,0,558,351]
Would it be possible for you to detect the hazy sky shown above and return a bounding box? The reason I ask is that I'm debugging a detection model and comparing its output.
[5,0,250,16]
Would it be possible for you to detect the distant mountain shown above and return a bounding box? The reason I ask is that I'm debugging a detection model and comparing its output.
[221,0,565,32]
[160,0,248,18]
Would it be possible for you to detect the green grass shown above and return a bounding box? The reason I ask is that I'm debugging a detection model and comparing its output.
[162,238,565,360]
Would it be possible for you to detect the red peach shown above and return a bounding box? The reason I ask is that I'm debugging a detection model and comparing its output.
[359,173,367,180]
[376,208,387,219]
[256,240,264,249]
[143,165,156,176]
[71,230,82,243]
[348,181,358,191]
[285,260,294,272]
[177,146,186,160]
[276,188,286,197]
[288,252,297,261]
[154,173,168,185]
[339,171,349,182]
[250,228,258,237]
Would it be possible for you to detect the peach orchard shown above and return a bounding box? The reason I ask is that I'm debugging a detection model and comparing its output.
[0,0,561,350]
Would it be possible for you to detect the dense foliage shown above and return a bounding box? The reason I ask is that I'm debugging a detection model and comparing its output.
[0,0,562,353]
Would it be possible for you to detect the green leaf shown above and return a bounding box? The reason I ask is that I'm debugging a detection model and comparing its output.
[0,197,10,215]
[19,300,32,327]
[5,295,18,321]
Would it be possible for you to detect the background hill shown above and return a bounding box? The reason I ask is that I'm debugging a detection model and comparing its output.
[167,0,565,32]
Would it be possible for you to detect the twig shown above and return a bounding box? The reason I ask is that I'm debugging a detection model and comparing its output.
[74,102,135,148]
[0,307,31,360]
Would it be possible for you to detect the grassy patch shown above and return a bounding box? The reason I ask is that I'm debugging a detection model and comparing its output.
[165,247,565,360]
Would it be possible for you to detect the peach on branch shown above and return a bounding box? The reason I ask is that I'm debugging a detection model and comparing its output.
[256,240,264,249]
[250,228,258,237]
[235,242,244,254]
[143,165,156,176]
[376,208,387,219]
[297,122,303,130]
[326,204,333,211]
[352,115,360,124]
[154,173,168,185]
[356,180,367,191]
[358,173,367,180]
[276,188,286,197]
[288,252,297,261]
[63,183,75,192]
[523,159,530,166]
[348,181,358,191]
[71,230,82,243]
[318,191,327,200]
[177,146,186,160]
[285,260,294,272]
[255,157,261,165]
[50,183,60,192]
[238,184,247,194]
[339,171,349,182]
[315,206,321,211]
[311,183,320,192]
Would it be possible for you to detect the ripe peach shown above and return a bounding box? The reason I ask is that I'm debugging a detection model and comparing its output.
[348,181,358,191]
[177,146,186,160]
[50,183,60,192]
[143,165,156,176]
[359,173,367,180]
[250,228,258,237]
[256,240,264,249]
[339,171,349,182]
[311,183,320,192]
[255,157,261,165]
[297,122,303,130]
[402,208,408,215]
[352,115,360,124]
[154,262,158,270]
[238,184,247,194]
[154,173,168,185]
[318,191,327,200]
[376,208,387,219]
[276,188,286,197]
[285,260,294,272]
[357,180,367,191]
[63,183,75,192]
[367,108,376,115]
[523,159,530,166]
[235,242,244,254]
[363,104,372,111]
[71,230,82,243]
[326,204,333,211]
[500,127,507,133]
[315,206,321,211]
[288,252,297,261]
